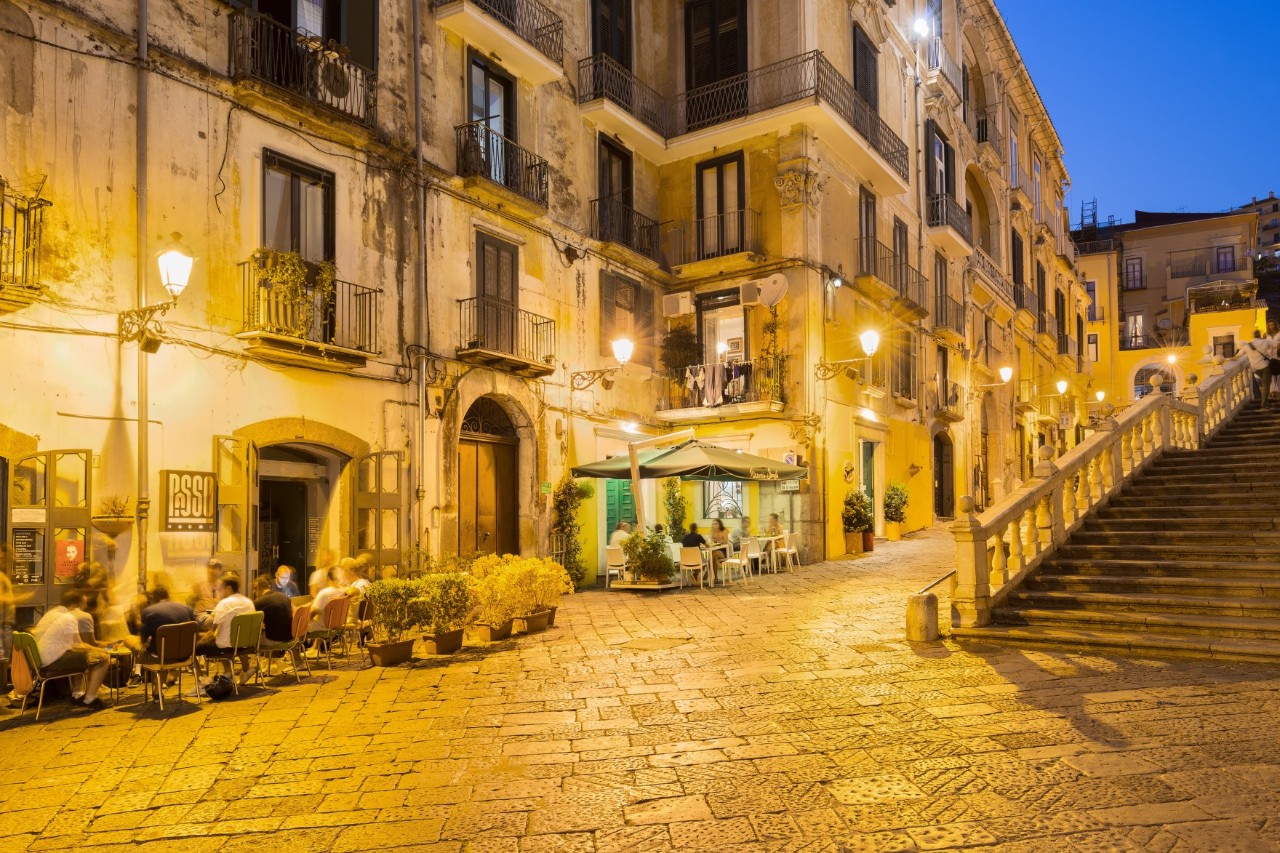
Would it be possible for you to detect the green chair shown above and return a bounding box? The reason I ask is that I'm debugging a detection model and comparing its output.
[11,632,81,721]
[260,605,312,683]
[203,611,264,695]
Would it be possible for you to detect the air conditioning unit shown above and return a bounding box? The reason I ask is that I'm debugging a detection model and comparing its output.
[739,280,761,307]
[739,273,788,308]
[662,291,693,317]
[314,53,352,109]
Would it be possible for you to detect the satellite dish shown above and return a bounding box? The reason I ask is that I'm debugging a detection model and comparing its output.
[756,273,788,307]
[1157,318,1172,330]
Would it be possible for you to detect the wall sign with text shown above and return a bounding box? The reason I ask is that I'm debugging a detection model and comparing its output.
[161,470,217,532]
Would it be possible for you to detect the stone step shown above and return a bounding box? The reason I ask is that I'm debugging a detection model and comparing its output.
[949,624,1280,663]
[990,606,1280,640]
[1152,455,1280,470]
[1118,483,1280,499]
[1102,495,1278,511]
[1125,472,1280,487]
[1049,556,1280,578]
[1084,516,1280,532]
[1006,589,1280,618]
[1069,530,1280,547]
[1031,573,1280,598]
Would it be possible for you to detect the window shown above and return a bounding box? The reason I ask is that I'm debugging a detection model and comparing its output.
[1011,229,1024,286]
[263,150,334,262]
[470,54,515,139]
[686,0,745,89]
[1085,280,1097,320]
[697,289,745,366]
[475,232,519,354]
[1035,262,1047,326]
[1123,256,1145,290]
[1087,333,1098,362]
[695,152,744,259]
[599,273,654,367]
[934,252,948,301]
[596,137,635,247]
[924,120,955,200]
[892,332,917,400]
[1215,246,1236,273]
[1124,313,1145,347]
[1134,366,1174,399]
[592,0,632,68]
[703,481,744,518]
[1008,110,1020,182]
[858,187,878,275]
[853,25,879,113]
[1213,334,1235,359]
[1032,155,1042,219]
[252,0,377,69]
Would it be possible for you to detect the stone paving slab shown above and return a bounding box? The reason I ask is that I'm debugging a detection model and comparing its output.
[2,528,1280,851]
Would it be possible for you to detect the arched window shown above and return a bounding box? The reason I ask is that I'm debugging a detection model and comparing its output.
[1133,366,1174,399]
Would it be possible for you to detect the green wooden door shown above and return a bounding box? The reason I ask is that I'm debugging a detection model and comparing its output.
[604,479,636,536]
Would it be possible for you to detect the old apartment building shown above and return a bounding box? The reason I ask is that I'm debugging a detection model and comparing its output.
[0,0,1090,604]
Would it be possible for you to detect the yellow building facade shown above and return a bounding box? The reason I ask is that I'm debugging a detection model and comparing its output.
[0,0,1091,610]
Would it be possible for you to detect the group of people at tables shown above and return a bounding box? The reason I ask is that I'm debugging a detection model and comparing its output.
[608,513,791,584]
[19,556,372,710]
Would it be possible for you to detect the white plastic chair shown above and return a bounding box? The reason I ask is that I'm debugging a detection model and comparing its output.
[775,532,799,572]
[720,543,749,586]
[605,546,626,587]
[679,546,708,589]
[743,537,766,576]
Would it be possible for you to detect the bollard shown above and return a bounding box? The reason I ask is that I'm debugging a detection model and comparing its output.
[905,593,939,642]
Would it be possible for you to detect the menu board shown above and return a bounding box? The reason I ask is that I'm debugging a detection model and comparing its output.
[11,528,42,585]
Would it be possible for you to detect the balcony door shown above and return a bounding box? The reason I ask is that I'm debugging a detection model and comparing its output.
[685,0,746,129]
[853,25,878,113]
[468,55,515,187]
[695,290,746,406]
[477,232,518,357]
[598,138,633,246]
[696,152,744,259]
[892,217,909,293]
[858,187,878,275]
[592,0,632,69]
[262,150,335,341]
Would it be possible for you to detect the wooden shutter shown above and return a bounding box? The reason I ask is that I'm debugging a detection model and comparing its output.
[354,452,401,574]
[924,121,937,197]
[685,0,714,88]
[635,282,654,367]
[594,0,632,69]
[1011,230,1023,285]
[944,141,955,198]
[599,273,617,357]
[853,26,878,113]
[716,0,745,79]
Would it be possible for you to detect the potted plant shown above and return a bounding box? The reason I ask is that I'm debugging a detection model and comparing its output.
[884,482,909,541]
[842,490,873,555]
[362,578,421,666]
[663,478,687,542]
[92,495,133,537]
[418,572,475,655]
[621,529,676,584]
[466,554,521,643]
[530,557,573,629]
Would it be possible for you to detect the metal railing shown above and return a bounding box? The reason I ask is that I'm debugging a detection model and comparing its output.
[591,196,659,261]
[1016,379,1037,407]
[1169,247,1251,279]
[577,53,669,137]
[1187,281,1264,314]
[927,194,973,245]
[240,251,381,353]
[970,105,1002,156]
[1010,164,1032,196]
[662,208,760,264]
[1014,283,1039,316]
[457,296,555,366]
[455,121,549,207]
[971,247,1012,299]
[1121,271,1147,290]
[1057,333,1077,358]
[229,8,376,126]
[1076,237,1116,254]
[936,377,964,419]
[935,293,965,336]
[1120,331,1190,351]
[659,356,784,411]
[892,345,916,400]
[1040,311,1056,337]
[927,38,963,95]
[0,179,49,291]
[432,0,563,64]
[670,51,909,180]
[856,239,928,310]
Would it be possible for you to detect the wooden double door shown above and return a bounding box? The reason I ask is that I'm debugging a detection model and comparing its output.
[458,437,518,557]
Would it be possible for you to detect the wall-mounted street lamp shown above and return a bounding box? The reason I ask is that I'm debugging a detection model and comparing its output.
[118,232,194,352]
[976,366,1014,389]
[571,337,633,391]
[815,329,880,381]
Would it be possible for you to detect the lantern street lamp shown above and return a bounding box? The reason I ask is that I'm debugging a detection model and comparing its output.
[119,232,194,352]
[571,337,634,391]
[815,329,881,381]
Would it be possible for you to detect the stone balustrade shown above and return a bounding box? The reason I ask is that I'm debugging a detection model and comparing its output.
[942,357,1251,629]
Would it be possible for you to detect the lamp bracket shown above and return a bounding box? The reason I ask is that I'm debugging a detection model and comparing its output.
[118,300,176,344]
[814,357,870,382]
[570,366,621,392]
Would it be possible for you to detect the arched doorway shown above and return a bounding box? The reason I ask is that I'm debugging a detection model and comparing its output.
[933,432,955,518]
[256,443,349,580]
[458,397,519,556]
[1133,364,1176,399]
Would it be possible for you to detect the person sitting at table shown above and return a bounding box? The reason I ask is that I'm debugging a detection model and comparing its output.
[708,519,731,575]
[272,565,301,598]
[30,589,111,710]
[195,574,256,686]
[139,587,195,660]
[253,576,294,646]
[766,513,784,537]
[729,516,753,550]
[681,523,707,549]
[608,521,632,547]
[308,569,348,634]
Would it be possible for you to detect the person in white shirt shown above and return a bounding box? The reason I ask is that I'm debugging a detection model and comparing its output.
[1241,329,1277,409]
[30,589,110,710]
[308,568,348,634]
[608,522,632,547]
[195,575,256,683]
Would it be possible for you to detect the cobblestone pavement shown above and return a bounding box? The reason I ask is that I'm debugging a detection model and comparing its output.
[2,528,1280,852]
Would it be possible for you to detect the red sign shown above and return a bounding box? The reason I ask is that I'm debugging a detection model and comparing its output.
[55,539,84,579]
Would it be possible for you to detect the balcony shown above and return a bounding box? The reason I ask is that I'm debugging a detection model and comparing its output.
[934,378,965,422]
[1014,282,1039,326]
[1015,379,1038,413]
[591,197,659,262]
[1168,247,1252,283]
[1187,281,1264,314]
[577,54,669,161]
[969,246,1014,308]
[237,250,381,367]
[1038,311,1057,347]
[0,179,50,313]
[455,121,548,209]
[925,39,963,100]
[1121,271,1147,291]
[1057,332,1077,359]
[1076,237,1116,255]
[854,239,928,318]
[432,0,563,85]
[927,194,972,256]
[1120,333,1189,351]
[456,296,556,377]
[970,105,1003,163]
[228,9,376,126]
[656,356,784,423]
[1009,164,1032,206]
[934,294,965,345]
[666,51,909,191]
[661,208,761,268]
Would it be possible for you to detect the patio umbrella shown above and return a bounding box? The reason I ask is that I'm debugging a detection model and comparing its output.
[571,440,807,482]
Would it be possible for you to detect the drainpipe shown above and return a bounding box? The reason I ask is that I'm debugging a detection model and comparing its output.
[135,0,150,590]
[411,0,430,559]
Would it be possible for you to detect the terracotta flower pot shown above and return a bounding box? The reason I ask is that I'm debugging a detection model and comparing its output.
[465,619,513,644]
[844,531,864,555]
[367,638,415,667]
[545,606,558,627]
[862,531,876,552]
[421,628,464,655]
[514,610,550,634]
[885,521,902,541]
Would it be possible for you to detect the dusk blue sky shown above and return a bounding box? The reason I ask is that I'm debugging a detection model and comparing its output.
[996,0,1278,225]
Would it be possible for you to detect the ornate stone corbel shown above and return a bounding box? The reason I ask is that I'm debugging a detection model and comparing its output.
[788,414,823,446]
[774,168,826,210]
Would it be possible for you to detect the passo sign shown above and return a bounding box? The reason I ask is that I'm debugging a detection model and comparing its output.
[161,470,217,532]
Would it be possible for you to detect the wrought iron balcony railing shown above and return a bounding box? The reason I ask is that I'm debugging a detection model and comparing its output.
[1169,247,1251,278]
[927,39,963,95]
[0,179,49,292]
[670,51,908,180]
[577,53,669,137]
[927,194,973,245]
[935,294,965,336]
[935,377,964,419]
[970,104,1002,156]
[1010,164,1032,196]
[662,208,760,264]
[431,0,563,64]
[455,121,549,207]
[229,9,376,126]
[658,356,784,412]
[856,239,928,310]
[1187,281,1264,314]
[1057,333,1077,358]
[1014,282,1039,315]
[971,246,1012,299]
[457,296,555,366]
[240,250,381,353]
[1120,331,1189,351]
[591,196,659,261]
[1039,311,1056,337]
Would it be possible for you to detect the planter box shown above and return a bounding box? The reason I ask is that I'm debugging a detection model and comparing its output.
[367,638,415,667]
[862,531,876,552]
[844,531,863,555]
[514,610,550,634]
[421,628,464,655]
[92,516,133,537]
[545,605,557,627]
[885,521,903,541]
[465,619,513,644]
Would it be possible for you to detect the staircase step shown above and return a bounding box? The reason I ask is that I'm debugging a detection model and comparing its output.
[1006,589,1280,617]
[990,607,1280,640]
[1032,573,1280,598]
[1084,517,1280,532]
[1133,472,1280,486]
[1059,543,1280,560]
[1103,495,1280,510]
[950,625,1280,663]
[1048,557,1280,580]
[1118,484,1280,499]
[1069,530,1280,547]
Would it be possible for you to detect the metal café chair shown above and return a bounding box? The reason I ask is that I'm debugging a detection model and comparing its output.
[260,605,312,682]
[139,620,200,711]
[10,632,80,721]
[306,596,350,671]
[203,611,265,695]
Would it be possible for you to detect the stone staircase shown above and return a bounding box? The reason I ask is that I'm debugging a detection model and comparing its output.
[959,401,1280,662]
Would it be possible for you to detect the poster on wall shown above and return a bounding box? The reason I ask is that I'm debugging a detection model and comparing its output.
[11,529,42,585]
[161,470,217,532]
[55,539,84,579]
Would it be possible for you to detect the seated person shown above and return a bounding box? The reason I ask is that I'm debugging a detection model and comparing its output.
[308,569,348,634]
[681,522,707,549]
[729,516,753,550]
[195,575,256,685]
[253,576,294,645]
[765,513,785,538]
[189,558,224,614]
[272,565,301,599]
[707,519,730,573]
[608,521,632,547]
[139,587,195,662]
[30,589,111,710]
